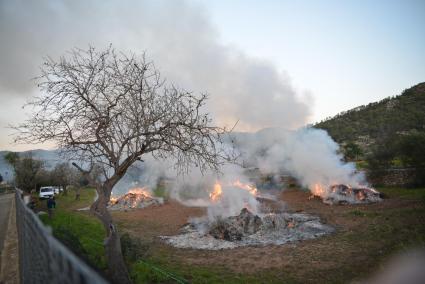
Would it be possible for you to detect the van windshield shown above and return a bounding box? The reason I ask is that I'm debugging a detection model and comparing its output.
[40,188,53,193]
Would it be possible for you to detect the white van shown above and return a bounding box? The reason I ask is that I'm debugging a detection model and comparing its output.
[39,186,55,199]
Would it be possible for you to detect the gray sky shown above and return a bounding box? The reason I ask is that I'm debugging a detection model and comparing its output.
[1,0,424,151]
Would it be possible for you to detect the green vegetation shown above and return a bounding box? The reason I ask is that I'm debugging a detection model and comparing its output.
[343,141,363,161]
[152,184,168,199]
[38,188,106,269]
[5,152,43,192]
[315,82,425,185]
[4,151,84,193]
[315,82,425,146]
[131,260,190,284]
[129,260,294,284]
[378,187,425,201]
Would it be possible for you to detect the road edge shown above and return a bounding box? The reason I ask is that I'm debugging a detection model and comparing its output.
[0,194,19,284]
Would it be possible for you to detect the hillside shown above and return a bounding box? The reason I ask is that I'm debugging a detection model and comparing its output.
[314,82,425,147]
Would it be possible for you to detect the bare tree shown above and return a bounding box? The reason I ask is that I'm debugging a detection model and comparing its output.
[14,46,230,283]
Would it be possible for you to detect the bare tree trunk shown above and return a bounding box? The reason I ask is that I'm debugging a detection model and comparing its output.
[91,185,131,284]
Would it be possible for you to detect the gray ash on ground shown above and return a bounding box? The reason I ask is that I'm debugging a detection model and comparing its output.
[161,208,334,250]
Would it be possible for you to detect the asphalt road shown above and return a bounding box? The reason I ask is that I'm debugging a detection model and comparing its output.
[0,194,13,256]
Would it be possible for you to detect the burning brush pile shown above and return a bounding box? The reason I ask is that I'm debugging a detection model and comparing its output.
[108,188,164,210]
[161,181,334,250]
[311,184,382,205]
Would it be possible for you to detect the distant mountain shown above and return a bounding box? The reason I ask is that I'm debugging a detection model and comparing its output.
[0,129,290,183]
[314,82,425,148]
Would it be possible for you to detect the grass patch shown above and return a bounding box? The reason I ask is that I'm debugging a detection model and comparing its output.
[378,187,425,201]
[130,256,296,284]
[131,260,189,284]
[38,188,106,269]
[347,209,379,217]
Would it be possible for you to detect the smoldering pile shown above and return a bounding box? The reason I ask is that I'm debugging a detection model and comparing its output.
[108,188,164,210]
[314,184,382,205]
[161,208,334,250]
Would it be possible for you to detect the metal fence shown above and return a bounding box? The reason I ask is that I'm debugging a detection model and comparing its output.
[15,189,108,284]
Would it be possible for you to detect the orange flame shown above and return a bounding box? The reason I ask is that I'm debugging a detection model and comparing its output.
[209,180,257,202]
[209,182,223,201]
[232,180,258,196]
[311,183,326,197]
[128,187,152,198]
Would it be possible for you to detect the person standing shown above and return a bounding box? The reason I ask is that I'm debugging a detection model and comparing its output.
[47,196,56,219]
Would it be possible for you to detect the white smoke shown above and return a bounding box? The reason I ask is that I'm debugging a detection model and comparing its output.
[112,127,367,213]
[0,0,366,211]
[111,154,173,196]
[168,163,259,219]
[232,127,367,198]
[0,0,310,132]
[207,185,259,219]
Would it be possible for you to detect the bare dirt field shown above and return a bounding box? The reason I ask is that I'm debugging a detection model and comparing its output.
[112,187,425,283]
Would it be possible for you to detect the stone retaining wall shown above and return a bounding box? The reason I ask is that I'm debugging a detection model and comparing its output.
[366,168,419,187]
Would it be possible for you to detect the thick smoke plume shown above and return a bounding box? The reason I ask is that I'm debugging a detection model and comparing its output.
[0,0,310,131]
[112,127,366,215]
[1,1,366,212]
[232,127,367,197]
[169,164,260,219]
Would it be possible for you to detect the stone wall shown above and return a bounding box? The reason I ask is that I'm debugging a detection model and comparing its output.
[366,168,419,187]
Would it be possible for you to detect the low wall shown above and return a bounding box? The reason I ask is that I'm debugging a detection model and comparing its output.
[366,168,419,187]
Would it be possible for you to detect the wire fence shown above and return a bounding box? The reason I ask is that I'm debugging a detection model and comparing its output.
[15,189,108,284]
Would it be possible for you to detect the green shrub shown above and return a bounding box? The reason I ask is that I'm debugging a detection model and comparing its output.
[53,225,88,257]
[121,233,150,263]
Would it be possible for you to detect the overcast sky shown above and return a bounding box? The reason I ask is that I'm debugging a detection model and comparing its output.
[1,0,424,151]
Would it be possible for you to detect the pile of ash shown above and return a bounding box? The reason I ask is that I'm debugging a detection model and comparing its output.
[161,208,334,250]
[323,184,382,205]
[209,208,263,241]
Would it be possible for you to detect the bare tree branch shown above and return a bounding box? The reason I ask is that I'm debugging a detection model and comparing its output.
[13,45,233,284]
